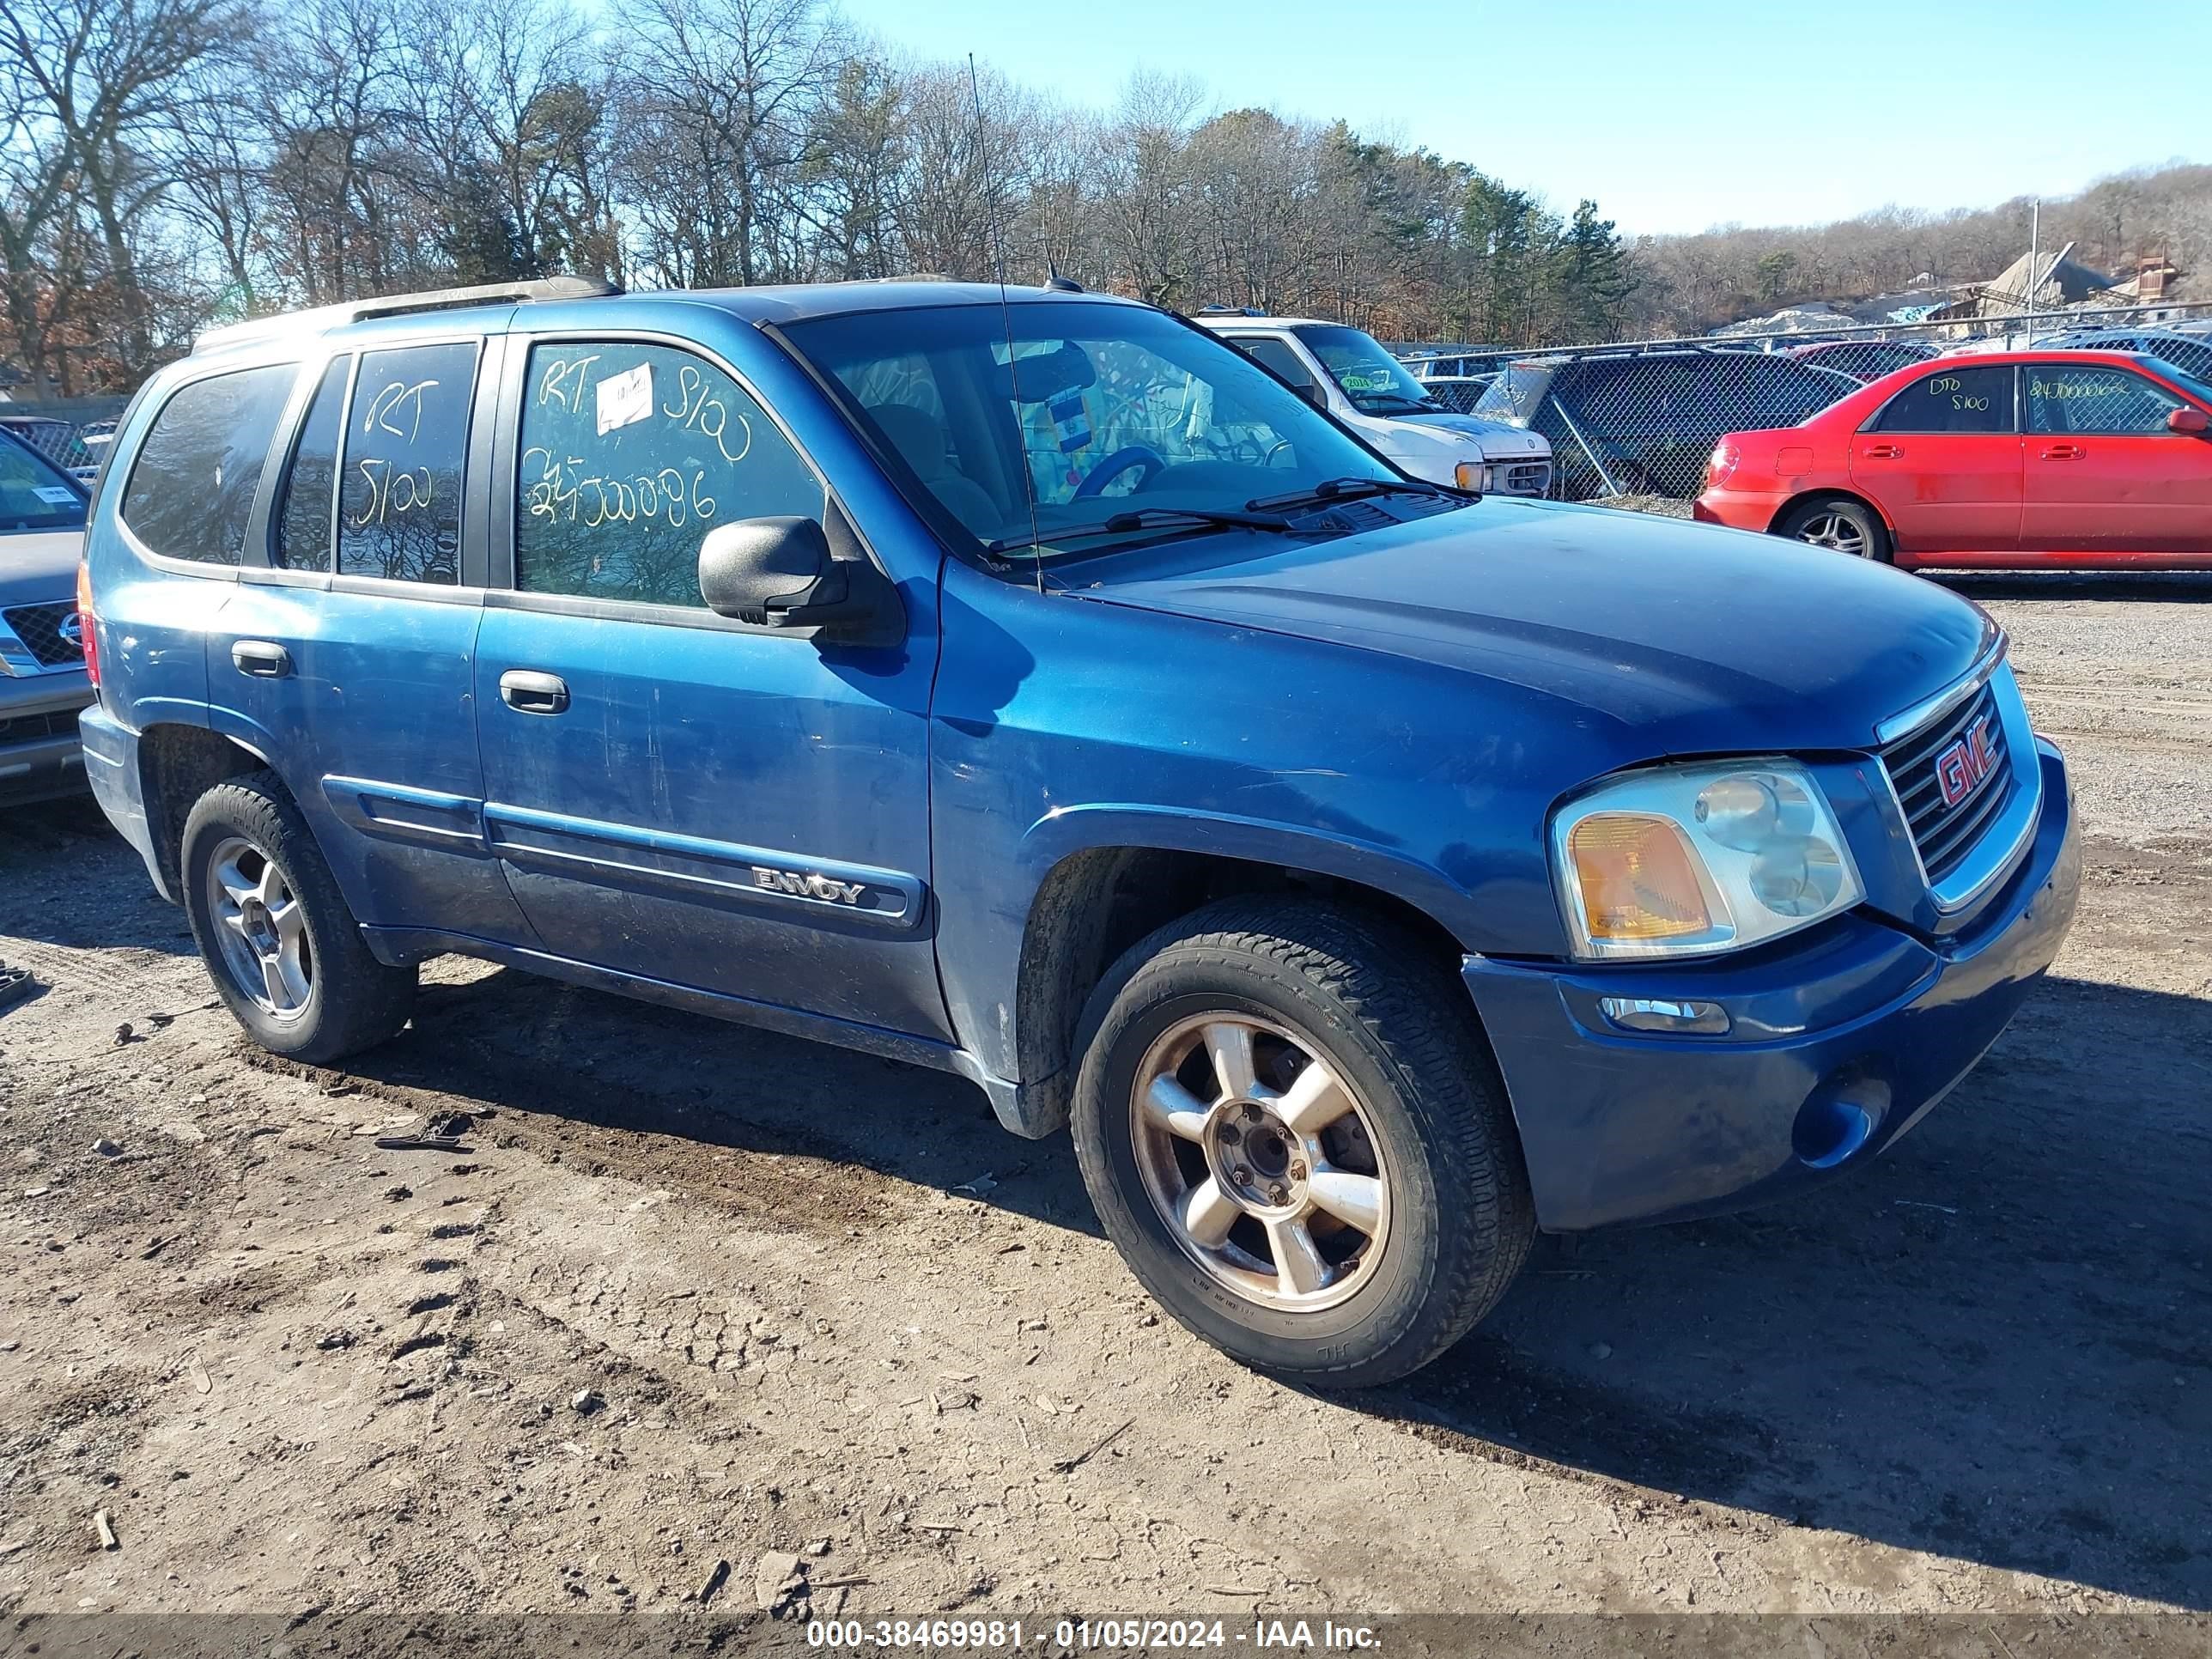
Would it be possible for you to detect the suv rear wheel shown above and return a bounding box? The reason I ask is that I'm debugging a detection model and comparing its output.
[1070,898,1532,1386]
[180,772,416,1064]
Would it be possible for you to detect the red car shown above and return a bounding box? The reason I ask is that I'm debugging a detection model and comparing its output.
[1695,349,2212,568]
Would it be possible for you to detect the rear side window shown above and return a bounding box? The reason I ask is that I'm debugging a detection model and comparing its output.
[274,356,349,569]
[514,342,823,608]
[1867,366,2014,434]
[2026,365,2185,434]
[121,364,297,563]
[337,342,477,584]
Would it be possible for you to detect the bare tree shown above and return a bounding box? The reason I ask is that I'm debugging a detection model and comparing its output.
[0,0,240,371]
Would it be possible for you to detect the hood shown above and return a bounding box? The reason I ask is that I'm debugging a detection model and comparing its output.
[1394,410,1550,458]
[1075,499,1993,757]
[0,529,86,609]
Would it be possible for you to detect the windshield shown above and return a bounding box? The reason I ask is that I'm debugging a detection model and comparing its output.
[782,301,1402,557]
[0,428,88,532]
[1292,325,1439,414]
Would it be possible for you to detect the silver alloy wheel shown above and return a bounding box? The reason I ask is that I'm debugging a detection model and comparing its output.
[205,835,313,1020]
[1130,1012,1392,1313]
[1796,511,1869,556]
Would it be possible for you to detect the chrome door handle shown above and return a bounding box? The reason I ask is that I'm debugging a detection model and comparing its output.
[231,640,291,678]
[499,669,569,715]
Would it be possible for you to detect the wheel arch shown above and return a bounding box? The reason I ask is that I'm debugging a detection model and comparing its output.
[1007,838,1474,1139]
[1767,485,1897,539]
[137,722,290,898]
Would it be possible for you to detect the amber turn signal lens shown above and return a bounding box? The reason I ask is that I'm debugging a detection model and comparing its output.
[1567,814,1712,941]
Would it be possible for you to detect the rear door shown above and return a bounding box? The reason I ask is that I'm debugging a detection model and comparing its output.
[2021,362,2212,557]
[212,332,532,946]
[471,332,947,1040]
[1849,363,2021,556]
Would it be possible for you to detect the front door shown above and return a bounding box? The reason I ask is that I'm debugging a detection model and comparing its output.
[212,337,531,945]
[471,335,947,1040]
[2021,362,2212,557]
[1849,362,2022,556]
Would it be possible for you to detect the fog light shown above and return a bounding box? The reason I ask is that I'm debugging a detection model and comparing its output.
[1599,996,1730,1035]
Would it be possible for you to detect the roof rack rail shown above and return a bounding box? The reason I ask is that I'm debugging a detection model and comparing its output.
[195,276,621,354]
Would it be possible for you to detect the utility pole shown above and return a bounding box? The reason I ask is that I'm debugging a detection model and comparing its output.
[2025,199,2040,345]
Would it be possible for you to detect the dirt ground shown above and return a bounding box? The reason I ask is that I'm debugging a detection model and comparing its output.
[1,571,2207,1634]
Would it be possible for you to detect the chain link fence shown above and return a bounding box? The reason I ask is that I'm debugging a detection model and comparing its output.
[0,393,131,477]
[1398,303,2212,502]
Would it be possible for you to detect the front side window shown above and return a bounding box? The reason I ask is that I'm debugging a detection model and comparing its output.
[2026,365,2186,434]
[0,429,88,532]
[786,301,1395,556]
[514,343,825,607]
[337,342,477,584]
[121,364,297,562]
[1292,325,1440,414]
[1867,365,2014,434]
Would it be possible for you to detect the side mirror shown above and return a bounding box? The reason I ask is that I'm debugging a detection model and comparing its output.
[697,516,901,645]
[2168,405,2210,435]
[1293,380,1330,412]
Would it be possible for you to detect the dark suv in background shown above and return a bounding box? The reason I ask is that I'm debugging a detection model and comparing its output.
[0,425,92,805]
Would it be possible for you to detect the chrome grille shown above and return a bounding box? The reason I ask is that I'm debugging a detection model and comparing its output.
[3,601,84,668]
[1499,461,1551,496]
[1881,679,2012,883]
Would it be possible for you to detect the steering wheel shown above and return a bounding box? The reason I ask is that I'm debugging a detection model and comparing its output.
[1071,445,1165,500]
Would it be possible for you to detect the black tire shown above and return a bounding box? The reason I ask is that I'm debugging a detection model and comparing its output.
[1069,897,1534,1387]
[1775,494,1893,563]
[179,770,415,1064]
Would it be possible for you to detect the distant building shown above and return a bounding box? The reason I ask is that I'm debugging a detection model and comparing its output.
[1929,241,2116,329]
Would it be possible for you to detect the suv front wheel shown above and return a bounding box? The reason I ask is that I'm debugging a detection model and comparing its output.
[1070,898,1533,1386]
[180,771,416,1064]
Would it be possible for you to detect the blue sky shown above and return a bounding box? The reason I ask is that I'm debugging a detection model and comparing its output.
[838,0,2209,236]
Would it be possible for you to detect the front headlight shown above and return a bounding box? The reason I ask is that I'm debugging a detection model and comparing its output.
[1454,460,1488,491]
[1550,760,1864,961]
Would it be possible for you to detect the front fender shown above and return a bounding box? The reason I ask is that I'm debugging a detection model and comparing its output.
[1020,801,1483,940]
[927,564,1582,1087]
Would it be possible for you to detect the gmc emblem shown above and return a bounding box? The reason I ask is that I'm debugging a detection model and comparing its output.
[1935,717,1998,809]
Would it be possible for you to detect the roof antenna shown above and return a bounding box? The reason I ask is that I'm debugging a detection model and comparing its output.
[969,52,1043,595]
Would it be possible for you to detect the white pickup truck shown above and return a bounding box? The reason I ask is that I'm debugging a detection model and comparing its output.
[1195,312,1553,496]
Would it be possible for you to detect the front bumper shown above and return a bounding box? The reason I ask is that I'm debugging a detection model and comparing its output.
[0,679,94,805]
[1464,738,2079,1231]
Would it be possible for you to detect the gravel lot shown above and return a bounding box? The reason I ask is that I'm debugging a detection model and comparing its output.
[0,572,2207,1632]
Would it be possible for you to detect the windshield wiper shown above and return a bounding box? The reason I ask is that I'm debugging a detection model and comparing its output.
[1244,476,1455,513]
[985,505,1293,554]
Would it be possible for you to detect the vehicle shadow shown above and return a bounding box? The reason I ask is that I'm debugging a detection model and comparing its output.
[0,796,202,959]
[1935,569,2212,603]
[1360,971,2212,1609]
[346,960,1114,1240]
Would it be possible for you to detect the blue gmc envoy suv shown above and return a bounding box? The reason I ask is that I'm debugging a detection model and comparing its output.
[77,277,2080,1384]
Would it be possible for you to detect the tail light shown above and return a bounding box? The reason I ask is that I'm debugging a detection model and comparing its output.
[1705,441,1741,489]
[76,559,100,687]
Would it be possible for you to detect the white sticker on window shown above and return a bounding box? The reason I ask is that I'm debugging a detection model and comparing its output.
[33,485,78,505]
[596,362,653,436]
